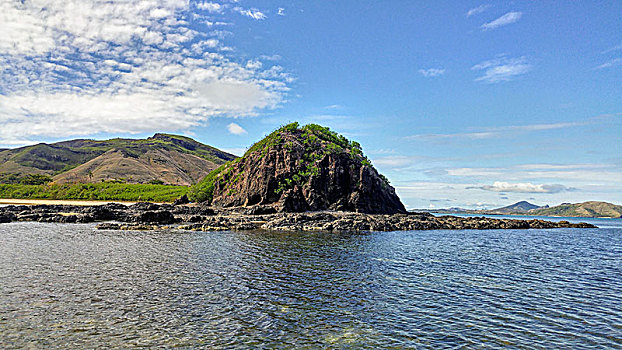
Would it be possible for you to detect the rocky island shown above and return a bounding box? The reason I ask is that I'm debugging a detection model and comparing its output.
[0,123,596,231]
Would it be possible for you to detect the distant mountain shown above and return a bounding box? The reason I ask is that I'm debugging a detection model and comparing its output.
[528,201,622,218]
[492,201,543,213]
[0,134,236,186]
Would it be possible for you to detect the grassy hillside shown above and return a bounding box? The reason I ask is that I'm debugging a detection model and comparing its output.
[0,183,188,202]
[529,201,622,218]
[0,133,235,186]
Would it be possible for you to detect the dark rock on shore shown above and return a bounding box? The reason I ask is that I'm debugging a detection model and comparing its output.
[0,213,15,223]
[173,194,190,205]
[0,203,597,232]
[131,210,176,224]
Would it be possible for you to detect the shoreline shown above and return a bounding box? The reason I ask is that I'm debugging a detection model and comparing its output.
[0,198,139,206]
[0,202,597,231]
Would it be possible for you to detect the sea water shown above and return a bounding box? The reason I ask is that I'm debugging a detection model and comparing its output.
[1,220,621,348]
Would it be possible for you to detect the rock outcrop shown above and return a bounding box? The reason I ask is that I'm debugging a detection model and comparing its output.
[0,203,597,232]
[189,123,406,214]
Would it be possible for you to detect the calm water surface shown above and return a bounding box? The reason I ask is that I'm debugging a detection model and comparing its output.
[1,221,621,349]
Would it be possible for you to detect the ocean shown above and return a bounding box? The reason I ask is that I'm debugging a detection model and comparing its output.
[1,218,621,348]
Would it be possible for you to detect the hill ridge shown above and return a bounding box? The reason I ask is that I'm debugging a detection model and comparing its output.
[528,201,622,218]
[0,134,235,186]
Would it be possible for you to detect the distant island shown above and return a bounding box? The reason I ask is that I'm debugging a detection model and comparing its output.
[422,200,622,219]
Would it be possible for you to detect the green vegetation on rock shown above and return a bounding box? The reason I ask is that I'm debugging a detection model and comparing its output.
[189,122,388,205]
[187,164,229,203]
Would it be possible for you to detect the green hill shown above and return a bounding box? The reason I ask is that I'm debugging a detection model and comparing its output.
[0,134,235,186]
[529,201,622,218]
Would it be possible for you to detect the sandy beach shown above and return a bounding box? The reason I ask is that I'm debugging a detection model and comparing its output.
[0,199,137,206]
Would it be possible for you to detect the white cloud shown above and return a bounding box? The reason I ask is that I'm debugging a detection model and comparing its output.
[260,54,282,61]
[0,1,290,145]
[442,163,622,184]
[373,156,421,167]
[472,56,531,83]
[447,168,503,177]
[227,122,247,135]
[418,68,445,77]
[594,58,622,70]
[197,2,223,13]
[278,8,285,16]
[473,181,573,193]
[220,147,246,156]
[467,4,490,17]
[236,8,266,20]
[406,117,603,141]
[0,3,56,55]
[481,11,522,30]
[407,131,497,140]
[324,104,343,110]
[246,60,263,69]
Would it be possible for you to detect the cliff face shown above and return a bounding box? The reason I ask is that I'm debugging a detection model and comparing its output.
[189,123,406,214]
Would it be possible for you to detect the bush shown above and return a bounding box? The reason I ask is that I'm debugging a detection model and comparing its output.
[19,174,53,185]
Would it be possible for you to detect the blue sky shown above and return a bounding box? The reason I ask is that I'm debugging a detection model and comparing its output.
[1,1,621,209]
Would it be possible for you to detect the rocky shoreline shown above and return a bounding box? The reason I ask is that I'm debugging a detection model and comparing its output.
[0,202,597,232]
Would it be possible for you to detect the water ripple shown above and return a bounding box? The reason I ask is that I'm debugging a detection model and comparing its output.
[0,222,621,348]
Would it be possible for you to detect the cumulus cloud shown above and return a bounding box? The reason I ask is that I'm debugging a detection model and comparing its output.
[0,1,289,145]
[472,56,531,83]
[472,181,574,193]
[467,4,490,17]
[227,122,247,135]
[481,11,522,30]
[418,68,445,77]
[278,8,285,16]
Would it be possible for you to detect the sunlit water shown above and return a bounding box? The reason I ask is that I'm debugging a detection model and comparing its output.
[1,221,621,349]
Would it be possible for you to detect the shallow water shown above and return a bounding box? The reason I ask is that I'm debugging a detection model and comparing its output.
[1,222,621,349]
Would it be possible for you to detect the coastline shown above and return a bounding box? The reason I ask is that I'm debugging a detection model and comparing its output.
[0,202,597,231]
